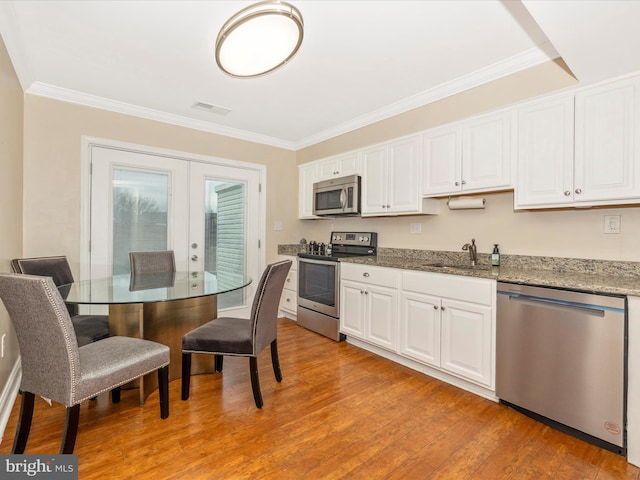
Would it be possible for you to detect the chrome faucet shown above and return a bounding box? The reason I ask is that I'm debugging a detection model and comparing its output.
[462,238,478,266]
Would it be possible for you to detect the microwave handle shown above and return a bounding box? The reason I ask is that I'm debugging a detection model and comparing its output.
[340,188,346,210]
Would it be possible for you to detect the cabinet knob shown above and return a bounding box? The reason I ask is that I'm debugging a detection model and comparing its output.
[286,298,291,302]
[564,191,571,196]
[191,255,198,261]
[433,305,438,310]
[575,188,582,194]
[363,272,370,277]
[455,181,460,186]
[364,291,369,295]
[386,205,391,209]
[461,180,467,185]
[440,306,445,310]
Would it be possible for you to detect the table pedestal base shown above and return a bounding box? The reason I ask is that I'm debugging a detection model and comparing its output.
[109,295,217,404]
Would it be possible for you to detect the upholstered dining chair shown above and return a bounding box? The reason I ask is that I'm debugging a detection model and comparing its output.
[181,260,292,408]
[129,250,176,275]
[11,256,109,347]
[0,273,170,454]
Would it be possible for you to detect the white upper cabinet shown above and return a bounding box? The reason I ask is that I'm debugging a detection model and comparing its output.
[423,109,514,196]
[516,74,640,209]
[362,135,439,216]
[516,95,575,208]
[298,162,319,219]
[574,75,640,204]
[316,152,361,181]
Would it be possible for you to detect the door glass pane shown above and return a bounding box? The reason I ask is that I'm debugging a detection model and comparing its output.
[113,169,169,275]
[204,179,245,309]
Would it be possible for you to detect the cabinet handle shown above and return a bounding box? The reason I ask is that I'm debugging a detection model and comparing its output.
[433,305,438,310]
[386,204,391,209]
[440,306,445,310]
[363,272,370,277]
[564,191,571,196]
[575,188,582,194]
[455,181,460,186]
[461,180,466,185]
[364,291,369,295]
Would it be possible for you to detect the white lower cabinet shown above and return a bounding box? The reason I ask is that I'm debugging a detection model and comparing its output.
[278,255,298,318]
[341,263,496,394]
[340,263,400,352]
[400,271,495,389]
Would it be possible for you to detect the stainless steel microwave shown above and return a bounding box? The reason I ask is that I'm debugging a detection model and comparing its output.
[313,174,361,216]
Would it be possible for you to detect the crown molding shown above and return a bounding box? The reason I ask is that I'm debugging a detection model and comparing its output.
[0,1,34,90]
[293,42,559,149]
[25,82,297,151]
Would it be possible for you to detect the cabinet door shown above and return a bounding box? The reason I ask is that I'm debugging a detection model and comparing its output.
[400,291,440,367]
[317,152,361,181]
[298,163,318,219]
[516,96,575,208]
[361,145,388,215]
[387,136,421,214]
[575,76,640,203]
[365,284,398,352]
[440,299,492,387]
[340,280,366,339]
[422,124,462,196]
[462,110,513,192]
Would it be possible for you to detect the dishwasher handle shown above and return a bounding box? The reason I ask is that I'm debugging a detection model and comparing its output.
[498,291,609,317]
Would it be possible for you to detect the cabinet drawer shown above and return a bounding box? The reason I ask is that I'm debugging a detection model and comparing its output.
[284,270,297,292]
[341,263,400,288]
[280,289,297,313]
[402,270,494,306]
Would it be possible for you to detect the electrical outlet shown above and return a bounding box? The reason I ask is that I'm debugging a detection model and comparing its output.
[604,215,621,234]
[273,220,283,231]
[410,223,422,234]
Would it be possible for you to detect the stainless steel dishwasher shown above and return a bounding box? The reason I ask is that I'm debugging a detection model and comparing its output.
[496,282,627,454]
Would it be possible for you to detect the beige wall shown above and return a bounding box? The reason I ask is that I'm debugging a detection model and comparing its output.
[294,60,640,262]
[22,96,298,274]
[0,34,23,399]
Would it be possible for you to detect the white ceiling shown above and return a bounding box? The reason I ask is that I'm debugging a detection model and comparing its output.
[1,1,640,150]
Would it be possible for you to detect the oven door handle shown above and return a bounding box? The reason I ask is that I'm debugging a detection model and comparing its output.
[298,257,338,266]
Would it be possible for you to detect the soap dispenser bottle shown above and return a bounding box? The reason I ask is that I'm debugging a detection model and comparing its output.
[491,244,500,267]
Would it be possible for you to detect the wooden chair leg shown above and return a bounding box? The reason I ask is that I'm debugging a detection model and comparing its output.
[181,353,191,401]
[249,357,263,409]
[111,387,121,404]
[158,365,169,419]
[60,404,81,454]
[12,391,35,454]
[270,339,282,382]
[214,354,223,372]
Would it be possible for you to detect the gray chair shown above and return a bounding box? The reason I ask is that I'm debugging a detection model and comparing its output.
[0,274,170,454]
[11,256,109,347]
[129,250,176,275]
[181,260,292,408]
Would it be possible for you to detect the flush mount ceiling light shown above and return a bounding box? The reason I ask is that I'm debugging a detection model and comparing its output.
[215,1,304,78]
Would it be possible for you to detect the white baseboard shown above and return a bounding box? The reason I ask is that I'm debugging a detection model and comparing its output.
[0,359,21,446]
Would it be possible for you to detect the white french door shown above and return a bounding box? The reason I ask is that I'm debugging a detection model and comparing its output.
[88,144,263,317]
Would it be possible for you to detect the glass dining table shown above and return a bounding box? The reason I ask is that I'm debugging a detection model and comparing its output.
[61,271,252,404]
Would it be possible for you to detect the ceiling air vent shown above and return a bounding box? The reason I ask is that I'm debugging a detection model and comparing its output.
[192,101,231,116]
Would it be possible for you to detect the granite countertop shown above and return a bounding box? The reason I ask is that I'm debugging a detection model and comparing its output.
[279,244,640,297]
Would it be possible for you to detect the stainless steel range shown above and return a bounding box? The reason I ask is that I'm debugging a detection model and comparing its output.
[297,231,377,341]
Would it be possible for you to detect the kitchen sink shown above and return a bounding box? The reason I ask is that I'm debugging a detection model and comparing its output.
[421,263,490,271]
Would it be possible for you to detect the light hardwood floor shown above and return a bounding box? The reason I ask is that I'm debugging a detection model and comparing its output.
[0,319,638,479]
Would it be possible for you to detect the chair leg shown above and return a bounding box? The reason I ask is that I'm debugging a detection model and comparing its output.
[158,365,169,419]
[249,357,263,409]
[270,339,283,382]
[12,391,35,454]
[181,353,191,401]
[214,354,223,372]
[60,404,81,454]
[111,387,121,404]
